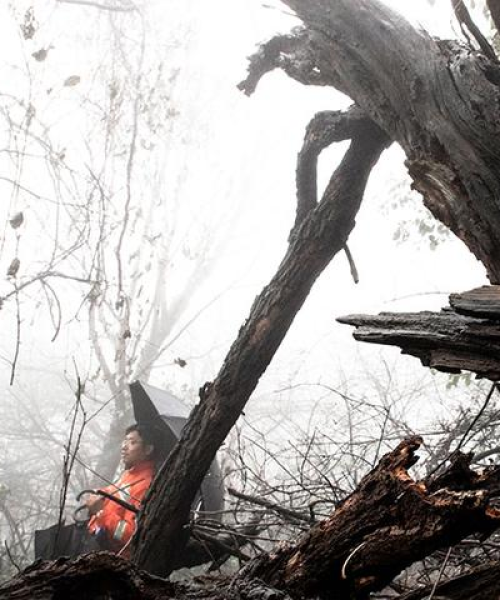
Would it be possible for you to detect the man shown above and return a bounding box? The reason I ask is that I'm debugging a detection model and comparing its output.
[85,424,156,555]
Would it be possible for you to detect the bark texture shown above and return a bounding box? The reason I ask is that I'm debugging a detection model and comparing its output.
[399,562,500,599]
[242,0,500,282]
[338,286,500,380]
[235,438,500,599]
[4,440,500,600]
[132,112,389,575]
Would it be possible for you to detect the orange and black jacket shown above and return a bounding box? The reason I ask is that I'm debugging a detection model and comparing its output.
[88,460,154,553]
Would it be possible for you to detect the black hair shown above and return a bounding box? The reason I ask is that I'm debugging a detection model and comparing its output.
[125,423,160,460]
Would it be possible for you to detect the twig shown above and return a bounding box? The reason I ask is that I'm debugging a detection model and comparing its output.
[428,382,499,478]
[4,541,21,574]
[53,366,88,556]
[344,244,359,284]
[427,546,452,600]
[451,0,498,62]
[228,487,310,524]
[56,0,137,12]
[9,284,21,386]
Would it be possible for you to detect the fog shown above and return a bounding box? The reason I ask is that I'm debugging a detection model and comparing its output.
[0,0,492,576]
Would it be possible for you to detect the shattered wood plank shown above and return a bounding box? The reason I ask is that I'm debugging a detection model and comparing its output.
[338,287,500,380]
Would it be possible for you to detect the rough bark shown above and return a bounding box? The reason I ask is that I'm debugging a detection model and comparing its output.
[235,438,500,600]
[243,0,500,282]
[132,112,389,575]
[486,0,500,37]
[338,286,500,380]
[449,285,500,319]
[0,552,292,600]
[4,439,500,600]
[399,562,500,600]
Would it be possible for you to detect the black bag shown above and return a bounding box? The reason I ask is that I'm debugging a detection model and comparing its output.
[34,521,101,560]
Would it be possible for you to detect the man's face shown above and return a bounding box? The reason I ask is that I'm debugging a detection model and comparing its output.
[121,430,152,469]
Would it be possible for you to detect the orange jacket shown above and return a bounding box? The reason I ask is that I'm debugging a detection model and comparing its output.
[88,460,154,554]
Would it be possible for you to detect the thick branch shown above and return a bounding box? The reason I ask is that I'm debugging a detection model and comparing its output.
[235,438,500,599]
[132,117,390,575]
[400,561,500,600]
[293,106,379,232]
[0,552,292,600]
[238,29,330,96]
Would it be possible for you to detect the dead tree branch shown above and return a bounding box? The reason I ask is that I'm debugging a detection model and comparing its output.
[132,111,390,575]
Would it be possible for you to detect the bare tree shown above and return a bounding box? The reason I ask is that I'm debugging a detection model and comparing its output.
[4,0,500,598]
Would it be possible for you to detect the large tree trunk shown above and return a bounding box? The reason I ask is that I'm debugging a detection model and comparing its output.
[242,0,500,282]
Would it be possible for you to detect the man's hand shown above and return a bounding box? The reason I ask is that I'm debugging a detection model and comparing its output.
[85,493,104,515]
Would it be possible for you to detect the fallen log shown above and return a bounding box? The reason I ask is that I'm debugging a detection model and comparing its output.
[3,438,500,600]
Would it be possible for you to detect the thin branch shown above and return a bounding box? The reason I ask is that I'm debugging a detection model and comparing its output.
[451,0,498,62]
[486,0,500,38]
[9,284,21,386]
[56,0,137,12]
[428,546,453,600]
[228,487,311,524]
[428,382,499,478]
[343,244,359,284]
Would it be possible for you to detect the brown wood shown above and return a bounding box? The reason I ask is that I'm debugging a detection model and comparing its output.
[399,562,500,599]
[131,112,389,575]
[338,287,500,380]
[449,285,500,319]
[242,0,500,283]
[236,438,500,599]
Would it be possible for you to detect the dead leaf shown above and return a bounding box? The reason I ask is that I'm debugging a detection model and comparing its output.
[63,75,81,87]
[7,258,20,278]
[9,212,24,229]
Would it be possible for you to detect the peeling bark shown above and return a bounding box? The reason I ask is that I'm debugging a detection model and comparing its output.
[338,286,500,380]
[244,0,500,282]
